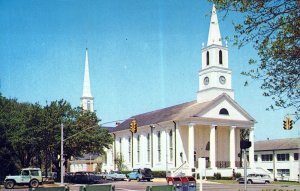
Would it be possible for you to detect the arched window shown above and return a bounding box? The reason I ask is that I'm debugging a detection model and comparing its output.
[137,135,140,162]
[219,108,229,115]
[219,50,223,64]
[169,130,173,161]
[206,51,210,66]
[157,131,161,162]
[147,133,150,162]
[87,100,91,111]
[128,137,131,162]
[119,138,122,155]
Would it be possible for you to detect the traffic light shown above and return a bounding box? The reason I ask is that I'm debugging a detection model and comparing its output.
[290,120,293,129]
[129,119,138,133]
[283,120,287,129]
[132,119,137,133]
[240,140,252,149]
[283,116,293,130]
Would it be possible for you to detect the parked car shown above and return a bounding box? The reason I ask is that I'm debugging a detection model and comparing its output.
[104,171,126,181]
[127,168,153,182]
[64,172,75,183]
[72,172,101,184]
[238,173,272,184]
[3,168,43,189]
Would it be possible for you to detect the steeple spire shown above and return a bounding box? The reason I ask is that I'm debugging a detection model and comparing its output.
[81,48,94,112]
[82,48,92,98]
[207,4,222,46]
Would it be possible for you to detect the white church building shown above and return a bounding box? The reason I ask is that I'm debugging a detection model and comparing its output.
[102,5,256,177]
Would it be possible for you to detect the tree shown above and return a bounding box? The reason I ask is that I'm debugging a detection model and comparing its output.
[0,94,113,178]
[210,0,300,120]
[115,153,126,171]
[0,95,19,179]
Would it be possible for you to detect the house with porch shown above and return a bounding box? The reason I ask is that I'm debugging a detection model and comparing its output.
[102,5,256,177]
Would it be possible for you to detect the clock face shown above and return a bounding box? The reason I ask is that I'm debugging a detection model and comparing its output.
[204,77,209,85]
[219,76,226,84]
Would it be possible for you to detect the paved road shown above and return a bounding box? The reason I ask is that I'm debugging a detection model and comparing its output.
[1,181,300,191]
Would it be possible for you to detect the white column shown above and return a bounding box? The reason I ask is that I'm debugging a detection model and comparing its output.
[210,125,216,169]
[188,123,195,169]
[249,128,254,168]
[229,126,236,168]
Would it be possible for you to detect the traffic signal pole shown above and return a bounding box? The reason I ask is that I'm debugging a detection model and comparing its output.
[243,149,247,191]
[131,131,134,168]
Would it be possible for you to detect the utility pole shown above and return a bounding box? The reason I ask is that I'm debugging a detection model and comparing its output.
[60,123,64,185]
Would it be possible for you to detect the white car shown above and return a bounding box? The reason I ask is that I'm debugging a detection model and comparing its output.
[104,171,126,181]
[238,173,272,184]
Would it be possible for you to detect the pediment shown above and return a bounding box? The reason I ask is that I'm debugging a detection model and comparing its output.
[195,93,256,122]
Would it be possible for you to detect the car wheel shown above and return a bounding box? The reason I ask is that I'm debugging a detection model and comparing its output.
[29,179,39,188]
[265,181,270,184]
[147,179,151,182]
[128,178,131,182]
[4,180,15,189]
[247,180,252,184]
[137,177,140,182]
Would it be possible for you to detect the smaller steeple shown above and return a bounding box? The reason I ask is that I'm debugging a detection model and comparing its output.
[82,48,92,98]
[207,4,222,46]
[81,48,94,112]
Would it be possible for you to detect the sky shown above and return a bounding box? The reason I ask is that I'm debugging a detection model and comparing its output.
[0,0,298,141]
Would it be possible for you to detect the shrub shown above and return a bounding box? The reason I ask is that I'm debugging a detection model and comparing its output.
[235,172,241,179]
[213,172,221,180]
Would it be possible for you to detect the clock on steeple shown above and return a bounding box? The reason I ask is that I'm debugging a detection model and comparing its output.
[197,4,234,103]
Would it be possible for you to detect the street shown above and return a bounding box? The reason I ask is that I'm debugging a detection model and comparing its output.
[1,181,300,191]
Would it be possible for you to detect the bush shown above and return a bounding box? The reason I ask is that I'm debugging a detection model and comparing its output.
[213,172,222,180]
[235,172,241,179]
[152,171,166,178]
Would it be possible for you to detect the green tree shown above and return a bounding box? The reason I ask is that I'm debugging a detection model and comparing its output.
[0,95,19,179]
[115,153,126,171]
[210,0,299,120]
[0,94,113,178]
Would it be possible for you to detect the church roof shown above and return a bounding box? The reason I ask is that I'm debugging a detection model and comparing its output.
[110,93,255,133]
[255,138,300,151]
[110,100,209,132]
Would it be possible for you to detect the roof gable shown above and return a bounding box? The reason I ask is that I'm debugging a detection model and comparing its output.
[195,93,256,122]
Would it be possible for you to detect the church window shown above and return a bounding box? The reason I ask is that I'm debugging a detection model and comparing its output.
[87,100,91,111]
[119,138,122,155]
[219,108,229,115]
[169,130,173,161]
[128,137,131,162]
[147,133,150,162]
[157,131,161,162]
[206,51,210,66]
[219,50,223,64]
[137,135,140,163]
[104,153,107,164]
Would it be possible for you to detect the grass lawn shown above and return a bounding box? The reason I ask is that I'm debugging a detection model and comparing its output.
[272,181,300,185]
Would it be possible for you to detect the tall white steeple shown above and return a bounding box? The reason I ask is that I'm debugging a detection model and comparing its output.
[80,48,94,112]
[197,4,234,103]
[207,4,222,46]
